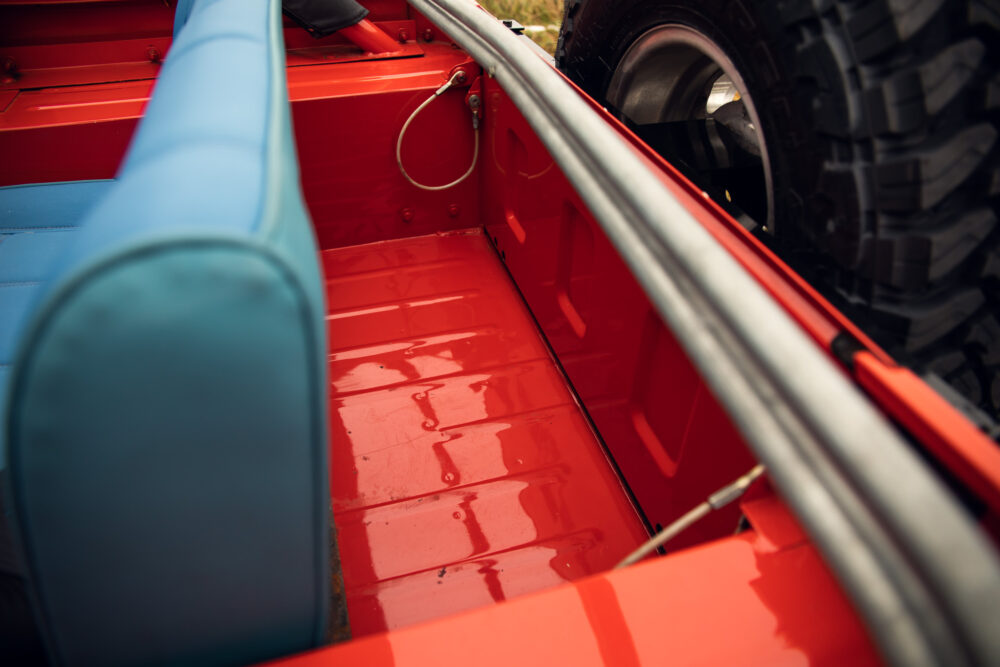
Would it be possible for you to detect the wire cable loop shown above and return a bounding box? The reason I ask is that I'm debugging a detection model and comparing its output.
[396,70,480,191]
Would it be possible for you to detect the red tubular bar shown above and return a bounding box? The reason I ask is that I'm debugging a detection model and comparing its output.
[339,18,402,54]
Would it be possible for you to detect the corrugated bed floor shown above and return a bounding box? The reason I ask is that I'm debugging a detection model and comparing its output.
[322,230,648,637]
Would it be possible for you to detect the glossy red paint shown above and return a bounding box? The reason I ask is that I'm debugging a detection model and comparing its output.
[0,90,15,112]
[0,0,174,49]
[268,493,880,666]
[283,19,422,65]
[853,352,1000,516]
[0,0,171,99]
[0,87,142,185]
[1,5,993,662]
[1,42,479,228]
[338,19,403,55]
[288,47,481,249]
[322,230,649,637]
[0,40,167,91]
[553,63,1000,525]
[480,76,757,544]
[0,0,167,186]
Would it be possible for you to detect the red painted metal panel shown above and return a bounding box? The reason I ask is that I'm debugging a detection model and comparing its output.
[488,67,1000,530]
[854,352,1000,516]
[283,20,419,63]
[480,77,757,546]
[268,494,879,666]
[0,80,152,129]
[288,48,481,249]
[0,0,174,49]
[0,82,146,185]
[0,40,165,91]
[0,89,16,112]
[0,42,479,216]
[322,230,648,637]
[329,19,403,55]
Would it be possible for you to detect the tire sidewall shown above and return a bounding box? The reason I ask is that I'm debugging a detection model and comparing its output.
[560,0,819,248]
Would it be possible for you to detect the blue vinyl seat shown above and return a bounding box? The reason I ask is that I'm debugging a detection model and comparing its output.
[0,0,330,664]
[0,181,113,423]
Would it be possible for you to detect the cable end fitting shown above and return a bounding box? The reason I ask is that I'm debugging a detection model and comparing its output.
[707,464,766,510]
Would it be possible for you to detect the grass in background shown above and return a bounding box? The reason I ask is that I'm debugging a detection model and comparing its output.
[478,0,564,55]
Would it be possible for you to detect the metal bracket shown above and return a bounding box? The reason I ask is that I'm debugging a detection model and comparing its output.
[501,19,525,35]
[465,75,483,128]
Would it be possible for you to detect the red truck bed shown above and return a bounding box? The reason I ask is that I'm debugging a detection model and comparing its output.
[2,2,999,664]
[322,230,648,635]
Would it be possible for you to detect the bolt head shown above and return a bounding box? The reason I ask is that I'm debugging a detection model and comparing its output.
[397,29,410,43]
[422,28,434,42]
[1,57,18,83]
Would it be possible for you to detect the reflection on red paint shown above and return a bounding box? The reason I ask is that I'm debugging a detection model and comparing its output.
[269,493,880,667]
[481,78,758,550]
[322,231,648,636]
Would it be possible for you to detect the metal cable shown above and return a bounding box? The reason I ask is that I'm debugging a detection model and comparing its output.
[615,464,766,569]
[396,71,479,191]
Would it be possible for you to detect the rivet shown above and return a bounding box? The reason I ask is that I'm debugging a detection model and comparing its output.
[1,57,19,83]
[448,204,460,217]
[400,207,414,222]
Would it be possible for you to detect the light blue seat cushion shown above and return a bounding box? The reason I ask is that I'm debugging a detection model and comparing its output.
[0,180,113,463]
[173,0,196,37]
[0,180,112,232]
[3,0,329,664]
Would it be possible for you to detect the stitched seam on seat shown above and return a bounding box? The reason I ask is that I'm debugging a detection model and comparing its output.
[0,180,111,191]
[256,3,276,235]
[0,226,79,233]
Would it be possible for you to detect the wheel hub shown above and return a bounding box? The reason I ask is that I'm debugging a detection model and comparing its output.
[605,25,774,232]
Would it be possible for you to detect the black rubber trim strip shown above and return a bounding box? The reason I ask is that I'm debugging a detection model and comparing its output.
[831,331,866,370]
[282,0,368,38]
[407,1,1000,665]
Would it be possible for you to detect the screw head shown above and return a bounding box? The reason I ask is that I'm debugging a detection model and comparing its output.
[454,70,468,85]
[468,94,481,110]
[1,57,18,83]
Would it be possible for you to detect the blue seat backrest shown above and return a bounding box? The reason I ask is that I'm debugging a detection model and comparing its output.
[173,0,196,37]
[3,0,330,664]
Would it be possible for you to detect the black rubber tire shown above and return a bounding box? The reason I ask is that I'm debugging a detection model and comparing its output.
[558,0,1000,420]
